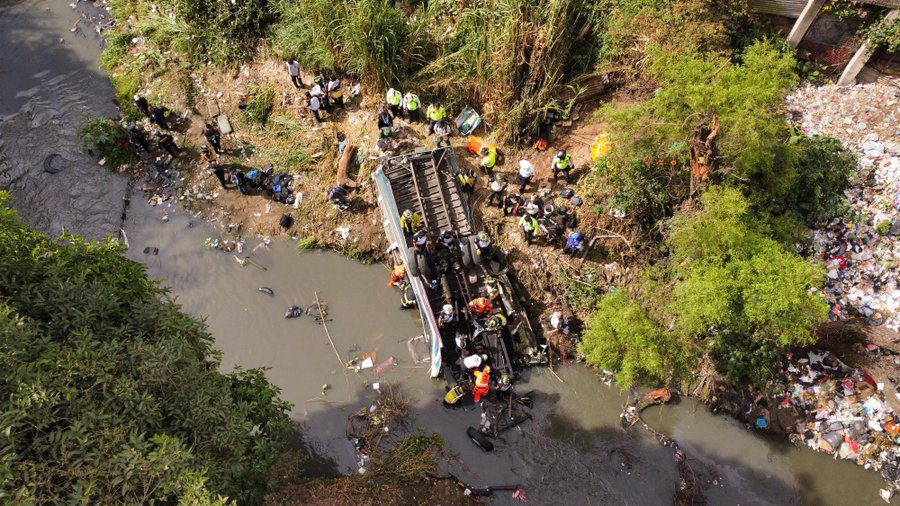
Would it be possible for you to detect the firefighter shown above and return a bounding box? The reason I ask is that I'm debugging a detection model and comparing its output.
[473,365,491,403]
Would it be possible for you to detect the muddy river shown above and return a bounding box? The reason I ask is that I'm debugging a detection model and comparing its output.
[0,0,890,504]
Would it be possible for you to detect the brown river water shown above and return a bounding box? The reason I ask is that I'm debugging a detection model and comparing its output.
[0,0,889,504]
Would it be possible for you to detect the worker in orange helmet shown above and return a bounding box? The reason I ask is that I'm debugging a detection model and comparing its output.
[468,296,493,318]
[387,264,407,287]
[473,365,491,403]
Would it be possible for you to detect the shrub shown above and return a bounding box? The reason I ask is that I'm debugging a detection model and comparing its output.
[296,236,319,251]
[242,86,275,127]
[99,31,135,71]
[109,72,143,122]
[79,116,137,169]
[666,187,829,381]
[139,0,278,64]
[579,290,688,386]
[599,40,799,223]
[770,135,855,227]
[0,195,291,503]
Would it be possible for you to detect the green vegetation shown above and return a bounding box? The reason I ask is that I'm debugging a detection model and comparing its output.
[100,31,135,71]
[0,195,291,503]
[296,236,319,250]
[242,86,276,128]
[79,116,137,169]
[597,40,799,226]
[582,188,830,385]
[135,0,277,64]
[109,72,143,122]
[772,135,855,227]
[580,290,686,386]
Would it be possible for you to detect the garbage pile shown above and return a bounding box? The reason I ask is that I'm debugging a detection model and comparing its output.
[770,349,900,499]
[786,83,900,331]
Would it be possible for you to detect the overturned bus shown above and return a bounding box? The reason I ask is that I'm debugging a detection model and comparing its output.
[372,146,546,382]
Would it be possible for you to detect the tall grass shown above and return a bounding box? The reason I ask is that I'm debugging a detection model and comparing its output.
[272,0,428,88]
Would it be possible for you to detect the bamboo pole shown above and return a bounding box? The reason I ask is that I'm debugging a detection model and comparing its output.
[315,291,352,393]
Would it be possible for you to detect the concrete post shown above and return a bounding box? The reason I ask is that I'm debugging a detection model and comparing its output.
[837,9,899,86]
[787,0,827,48]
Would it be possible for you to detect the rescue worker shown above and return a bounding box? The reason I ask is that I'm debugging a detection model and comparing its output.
[377,106,394,139]
[149,105,171,130]
[486,312,507,331]
[427,101,446,134]
[558,204,577,230]
[399,282,416,308]
[203,123,223,153]
[327,75,343,108]
[327,185,350,210]
[563,231,585,256]
[133,94,151,117]
[154,130,180,157]
[385,88,403,118]
[126,123,150,152]
[503,192,522,216]
[438,304,456,330]
[403,91,420,123]
[473,365,491,403]
[479,146,496,173]
[458,167,476,194]
[306,92,322,124]
[400,209,422,236]
[517,159,535,194]
[519,213,539,244]
[487,174,506,207]
[413,229,428,252]
[476,231,492,250]
[230,168,250,195]
[209,163,229,190]
[433,119,451,148]
[286,58,303,88]
[551,149,572,182]
[438,229,456,250]
[387,264,407,287]
[468,296,493,318]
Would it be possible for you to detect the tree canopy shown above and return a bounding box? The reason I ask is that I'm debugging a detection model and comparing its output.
[0,194,291,504]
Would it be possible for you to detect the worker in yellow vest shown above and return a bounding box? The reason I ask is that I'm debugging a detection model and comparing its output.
[519,213,539,244]
[403,92,421,123]
[427,102,446,134]
[479,146,496,174]
[552,150,572,182]
[386,88,402,117]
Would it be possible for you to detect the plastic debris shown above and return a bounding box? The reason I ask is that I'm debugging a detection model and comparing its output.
[787,83,900,332]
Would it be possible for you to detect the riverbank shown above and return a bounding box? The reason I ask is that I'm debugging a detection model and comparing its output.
[98,4,900,499]
[3,0,899,503]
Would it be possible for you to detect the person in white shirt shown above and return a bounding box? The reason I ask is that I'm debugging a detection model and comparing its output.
[285,58,302,88]
[517,160,535,193]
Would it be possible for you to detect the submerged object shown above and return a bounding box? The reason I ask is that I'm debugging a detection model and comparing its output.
[257,286,275,296]
[284,306,304,319]
[466,426,493,452]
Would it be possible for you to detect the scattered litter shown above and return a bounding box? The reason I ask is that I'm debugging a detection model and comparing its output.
[321,384,329,396]
[336,226,351,240]
[766,349,900,497]
[373,356,398,378]
[142,246,159,255]
[788,83,900,331]
[257,286,274,296]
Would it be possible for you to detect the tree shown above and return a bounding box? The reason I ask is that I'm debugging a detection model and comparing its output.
[0,194,291,504]
[579,290,689,386]
[666,187,829,382]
